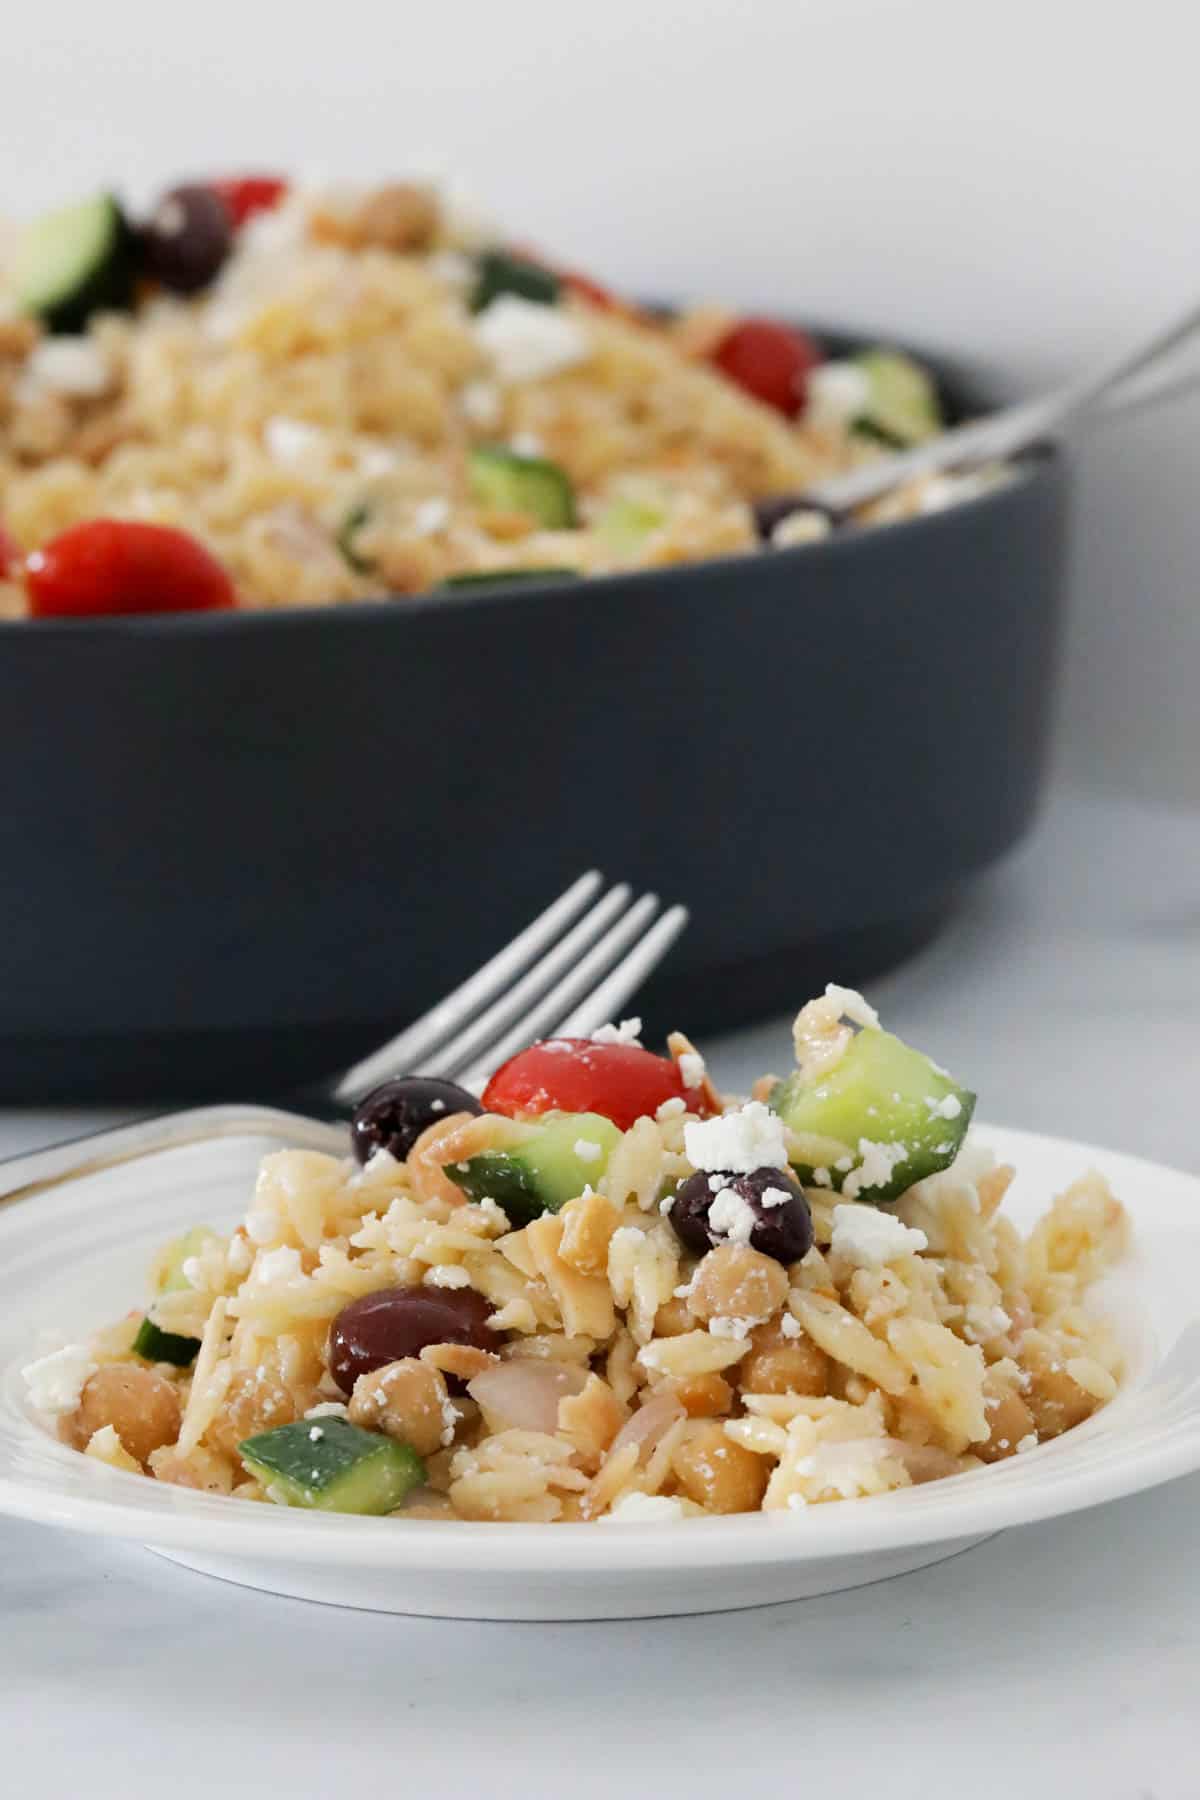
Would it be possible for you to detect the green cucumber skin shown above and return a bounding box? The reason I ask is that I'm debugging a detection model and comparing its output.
[770,1029,975,1202]
[851,349,942,448]
[15,193,135,334]
[467,446,577,529]
[336,503,375,573]
[132,1316,200,1367]
[239,1418,425,1515]
[452,1111,620,1224]
[440,567,580,591]
[471,251,561,314]
[156,1226,216,1296]
[453,1151,543,1224]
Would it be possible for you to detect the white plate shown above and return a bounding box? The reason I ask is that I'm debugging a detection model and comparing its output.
[1,1111,1197,1620]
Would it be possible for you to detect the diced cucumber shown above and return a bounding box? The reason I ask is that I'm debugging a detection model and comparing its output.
[154,1225,217,1296]
[451,1111,621,1225]
[135,1225,216,1365]
[595,493,668,552]
[132,1317,200,1367]
[769,1028,975,1202]
[336,502,374,574]
[851,349,942,448]
[471,250,561,314]
[13,192,135,333]
[468,446,577,528]
[239,1418,425,1514]
[440,567,580,590]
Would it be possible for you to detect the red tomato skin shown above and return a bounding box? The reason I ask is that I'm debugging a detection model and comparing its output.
[560,269,618,310]
[25,521,236,619]
[711,317,820,415]
[482,1038,710,1131]
[210,176,288,228]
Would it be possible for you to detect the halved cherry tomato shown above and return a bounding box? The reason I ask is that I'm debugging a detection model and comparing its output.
[560,268,619,311]
[25,521,236,619]
[711,317,820,416]
[210,176,288,228]
[482,1038,712,1131]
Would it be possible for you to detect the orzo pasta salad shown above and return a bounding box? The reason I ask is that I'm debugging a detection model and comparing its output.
[24,989,1130,1522]
[0,173,1003,618]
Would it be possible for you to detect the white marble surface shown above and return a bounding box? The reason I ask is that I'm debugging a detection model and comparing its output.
[4,784,1198,1797]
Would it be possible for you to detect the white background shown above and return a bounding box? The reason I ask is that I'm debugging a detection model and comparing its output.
[5,0,1200,798]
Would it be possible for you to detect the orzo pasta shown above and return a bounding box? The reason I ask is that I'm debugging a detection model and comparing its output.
[24,990,1129,1522]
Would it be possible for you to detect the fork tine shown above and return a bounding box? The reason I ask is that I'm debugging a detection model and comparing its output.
[454,894,667,1091]
[405,883,634,1084]
[556,904,690,1040]
[331,870,604,1105]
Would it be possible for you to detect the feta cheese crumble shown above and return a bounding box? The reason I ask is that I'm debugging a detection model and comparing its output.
[249,1246,304,1287]
[831,1203,928,1267]
[574,1137,603,1162]
[22,1343,96,1415]
[804,360,871,429]
[473,295,590,384]
[841,1139,909,1201]
[424,1264,471,1289]
[706,1186,759,1244]
[25,336,112,398]
[684,1101,788,1174]
[678,1051,706,1090]
[591,1017,643,1046]
[926,1092,963,1121]
[598,1491,686,1524]
[263,415,327,465]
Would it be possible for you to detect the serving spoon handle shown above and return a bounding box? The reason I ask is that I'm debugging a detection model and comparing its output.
[805,296,1200,513]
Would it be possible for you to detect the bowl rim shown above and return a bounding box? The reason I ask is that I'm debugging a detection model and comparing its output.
[0,443,1062,643]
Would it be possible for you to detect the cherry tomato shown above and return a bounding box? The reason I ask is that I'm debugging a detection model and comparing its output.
[25,521,236,619]
[560,268,618,310]
[711,317,820,416]
[210,176,288,228]
[482,1038,711,1131]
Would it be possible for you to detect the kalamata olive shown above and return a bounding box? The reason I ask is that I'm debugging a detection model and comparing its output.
[668,1165,813,1265]
[329,1286,501,1396]
[142,185,233,293]
[350,1075,484,1165]
[751,493,844,543]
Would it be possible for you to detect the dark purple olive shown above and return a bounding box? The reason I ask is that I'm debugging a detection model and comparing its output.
[329,1286,502,1396]
[350,1075,484,1166]
[752,493,845,543]
[141,185,233,293]
[668,1165,813,1265]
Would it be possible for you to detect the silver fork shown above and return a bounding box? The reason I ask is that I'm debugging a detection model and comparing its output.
[0,872,688,1206]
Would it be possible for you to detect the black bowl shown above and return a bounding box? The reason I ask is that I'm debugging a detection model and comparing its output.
[0,446,1066,1101]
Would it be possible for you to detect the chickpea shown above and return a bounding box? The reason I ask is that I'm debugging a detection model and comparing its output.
[686,1244,788,1327]
[353,183,440,251]
[669,1372,734,1418]
[349,1357,453,1457]
[652,1295,694,1338]
[975,1373,1037,1464]
[670,1420,768,1514]
[740,1316,831,1397]
[72,1364,181,1466]
[207,1368,299,1459]
[1021,1344,1096,1440]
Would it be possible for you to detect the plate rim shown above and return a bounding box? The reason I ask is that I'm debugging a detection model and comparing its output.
[2,1118,1198,1574]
